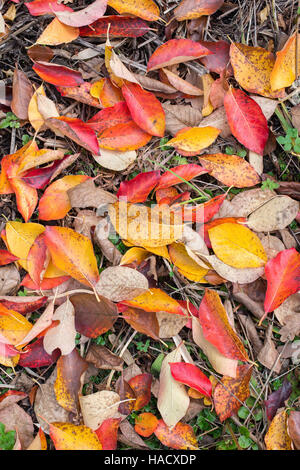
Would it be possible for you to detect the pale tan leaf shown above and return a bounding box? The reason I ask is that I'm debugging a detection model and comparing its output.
[247,195,299,232]
[79,390,122,430]
[95,266,149,302]
[43,299,76,356]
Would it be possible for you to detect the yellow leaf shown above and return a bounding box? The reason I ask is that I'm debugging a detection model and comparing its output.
[167,126,220,153]
[201,74,214,116]
[0,305,32,345]
[28,85,46,132]
[208,222,267,268]
[265,410,292,450]
[168,242,209,282]
[50,422,102,450]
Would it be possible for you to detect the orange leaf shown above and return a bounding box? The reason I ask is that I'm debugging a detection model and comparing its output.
[43,226,100,287]
[50,422,102,450]
[213,365,252,421]
[98,121,152,151]
[154,420,198,450]
[162,68,203,96]
[26,233,50,287]
[167,126,220,153]
[36,17,79,45]
[38,175,90,220]
[271,33,300,91]
[122,82,165,137]
[174,0,224,21]
[135,412,158,437]
[121,288,186,315]
[198,289,249,361]
[198,153,260,188]
[95,418,121,450]
[128,373,152,410]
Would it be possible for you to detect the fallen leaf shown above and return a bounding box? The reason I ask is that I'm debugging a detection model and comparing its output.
[36,17,79,45]
[50,422,102,450]
[79,390,121,430]
[79,16,150,38]
[117,170,160,203]
[95,266,149,302]
[169,362,212,397]
[122,307,159,340]
[68,178,117,209]
[43,299,76,356]
[270,32,300,91]
[11,66,33,120]
[265,379,292,421]
[135,412,158,437]
[265,410,292,450]
[154,420,198,450]
[288,411,300,450]
[121,288,186,315]
[198,40,231,74]
[55,0,108,27]
[95,418,121,450]
[167,126,220,153]
[86,344,123,370]
[257,324,281,373]
[46,117,99,154]
[246,195,299,232]
[162,103,202,135]
[174,0,224,21]
[107,0,160,21]
[33,61,84,86]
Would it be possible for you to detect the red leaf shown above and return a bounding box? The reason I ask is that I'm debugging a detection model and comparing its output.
[33,62,84,86]
[156,164,208,190]
[21,155,73,189]
[55,0,107,27]
[46,117,99,154]
[180,194,226,223]
[121,82,165,137]
[0,297,47,315]
[264,248,300,314]
[198,40,232,74]
[169,362,212,397]
[18,337,60,368]
[147,39,212,71]
[128,373,152,410]
[87,102,131,133]
[79,15,150,38]
[198,288,249,361]
[95,418,121,450]
[25,0,73,16]
[117,170,160,203]
[98,120,152,151]
[224,87,269,155]
[21,274,70,290]
[27,233,49,287]
[0,249,19,266]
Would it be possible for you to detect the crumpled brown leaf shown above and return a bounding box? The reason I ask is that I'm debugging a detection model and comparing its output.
[86,344,124,371]
[257,325,281,373]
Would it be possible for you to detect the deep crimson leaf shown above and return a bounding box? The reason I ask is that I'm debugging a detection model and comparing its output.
[198,288,249,361]
[21,156,70,189]
[79,16,150,38]
[264,248,300,314]
[18,337,60,367]
[198,40,232,74]
[224,87,269,155]
[87,102,132,134]
[128,373,152,410]
[156,164,208,190]
[25,0,73,16]
[147,39,212,71]
[0,249,19,266]
[21,274,70,290]
[95,418,121,450]
[121,82,165,137]
[117,170,161,203]
[0,297,47,315]
[169,362,212,397]
[265,379,292,421]
[46,117,99,154]
[33,62,84,86]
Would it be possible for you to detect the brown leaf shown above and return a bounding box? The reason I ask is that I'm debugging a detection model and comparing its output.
[291,104,300,133]
[74,210,100,238]
[86,344,123,371]
[118,419,149,449]
[0,403,34,449]
[157,311,187,338]
[68,179,117,209]
[43,299,76,356]
[279,314,300,342]
[162,103,202,135]
[199,106,231,138]
[257,325,281,373]
[94,218,122,265]
[11,66,33,120]
[0,265,20,295]
[122,307,160,340]
[274,293,300,325]
[95,266,149,302]
[288,411,300,450]
[133,73,176,94]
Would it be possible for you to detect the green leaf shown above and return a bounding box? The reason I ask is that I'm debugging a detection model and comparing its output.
[0,422,16,450]
[238,406,249,420]
[261,178,279,191]
[150,353,165,376]
[238,435,253,449]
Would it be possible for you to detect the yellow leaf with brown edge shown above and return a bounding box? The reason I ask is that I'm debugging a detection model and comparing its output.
[213,365,252,421]
[5,221,65,278]
[50,422,102,450]
[36,18,79,46]
[167,126,220,153]
[108,201,185,247]
[44,226,100,288]
[271,33,300,91]
[122,288,187,316]
[208,222,267,268]
[230,42,285,98]
[265,409,292,450]
[169,242,209,282]
[0,304,32,345]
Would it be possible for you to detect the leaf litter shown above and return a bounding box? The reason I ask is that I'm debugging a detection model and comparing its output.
[0,0,299,452]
